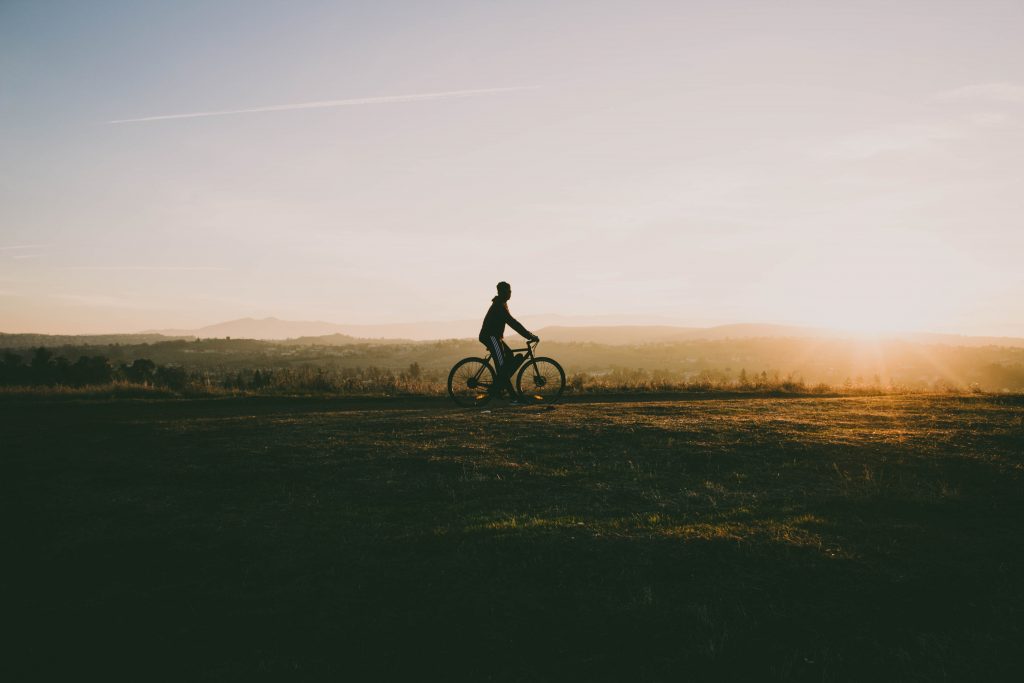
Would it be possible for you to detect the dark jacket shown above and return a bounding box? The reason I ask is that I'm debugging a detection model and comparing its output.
[479,297,532,343]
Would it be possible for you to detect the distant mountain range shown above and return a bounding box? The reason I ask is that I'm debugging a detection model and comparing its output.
[133,316,1024,348]
[145,317,829,342]
[4,316,1022,349]
[150,318,355,340]
[146,317,475,341]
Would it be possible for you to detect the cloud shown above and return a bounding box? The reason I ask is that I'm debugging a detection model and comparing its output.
[819,122,964,160]
[3,245,45,261]
[107,86,538,124]
[818,107,1016,161]
[935,82,1024,103]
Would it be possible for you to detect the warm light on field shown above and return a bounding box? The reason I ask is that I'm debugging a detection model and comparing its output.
[8,393,1024,678]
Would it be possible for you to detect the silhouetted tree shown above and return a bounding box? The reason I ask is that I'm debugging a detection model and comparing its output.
[124,358,157,384]
[0,351,27,385]
[31,347,53,369]
[30,347,56,384]
[67,356,113,386]
[154,365,187,391]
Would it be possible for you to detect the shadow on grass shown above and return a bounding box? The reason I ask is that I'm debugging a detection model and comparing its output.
[3,395,1023,681]
[8,514,1022,681]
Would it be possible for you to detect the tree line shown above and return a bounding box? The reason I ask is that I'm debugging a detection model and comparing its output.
[0,348,187,390]
[0,348,436,394]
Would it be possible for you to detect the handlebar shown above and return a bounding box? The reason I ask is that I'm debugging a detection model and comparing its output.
[509,337,539,353]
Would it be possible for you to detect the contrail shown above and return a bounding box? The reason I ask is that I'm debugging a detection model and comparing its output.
[107,86,538,124]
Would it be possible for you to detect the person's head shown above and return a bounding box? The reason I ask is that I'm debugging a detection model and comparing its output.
[496,281,511,301]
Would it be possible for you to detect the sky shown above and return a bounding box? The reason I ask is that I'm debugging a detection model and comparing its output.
[2,0,1023,336]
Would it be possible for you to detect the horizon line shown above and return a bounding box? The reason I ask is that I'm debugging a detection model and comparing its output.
[3,320,1022,342]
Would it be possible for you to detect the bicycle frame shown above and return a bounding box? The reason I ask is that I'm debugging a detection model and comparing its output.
[473,339,540,385]
[448,338,563,406]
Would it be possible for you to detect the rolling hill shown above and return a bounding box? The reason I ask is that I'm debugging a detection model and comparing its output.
[7,316,1022,349]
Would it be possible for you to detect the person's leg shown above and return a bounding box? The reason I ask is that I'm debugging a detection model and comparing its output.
[486,336,510,397]
[499,341,517,398]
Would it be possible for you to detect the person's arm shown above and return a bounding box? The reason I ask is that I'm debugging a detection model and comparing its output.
[504,306,537,340]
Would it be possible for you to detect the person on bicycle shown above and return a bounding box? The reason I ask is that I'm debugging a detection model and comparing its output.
[479,281,539,402]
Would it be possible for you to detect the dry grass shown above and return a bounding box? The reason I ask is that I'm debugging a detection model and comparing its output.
[2,393,1023,680]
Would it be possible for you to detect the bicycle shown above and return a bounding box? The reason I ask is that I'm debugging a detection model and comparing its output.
[447,339,566,407]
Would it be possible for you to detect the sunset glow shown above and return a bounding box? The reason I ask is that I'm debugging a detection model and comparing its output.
[2,1,1023,337]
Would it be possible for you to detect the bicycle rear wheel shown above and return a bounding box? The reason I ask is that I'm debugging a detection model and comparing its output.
[516,357,565,404]
[448,357,496,407]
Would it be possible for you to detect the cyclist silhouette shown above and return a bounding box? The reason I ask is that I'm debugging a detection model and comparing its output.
[479,281,538,403]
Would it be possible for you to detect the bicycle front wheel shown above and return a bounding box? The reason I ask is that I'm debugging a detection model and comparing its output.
[516,357,566,404]
[448,357,496,407]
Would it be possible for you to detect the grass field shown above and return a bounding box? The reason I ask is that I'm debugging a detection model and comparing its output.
[3,394,1023,681]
